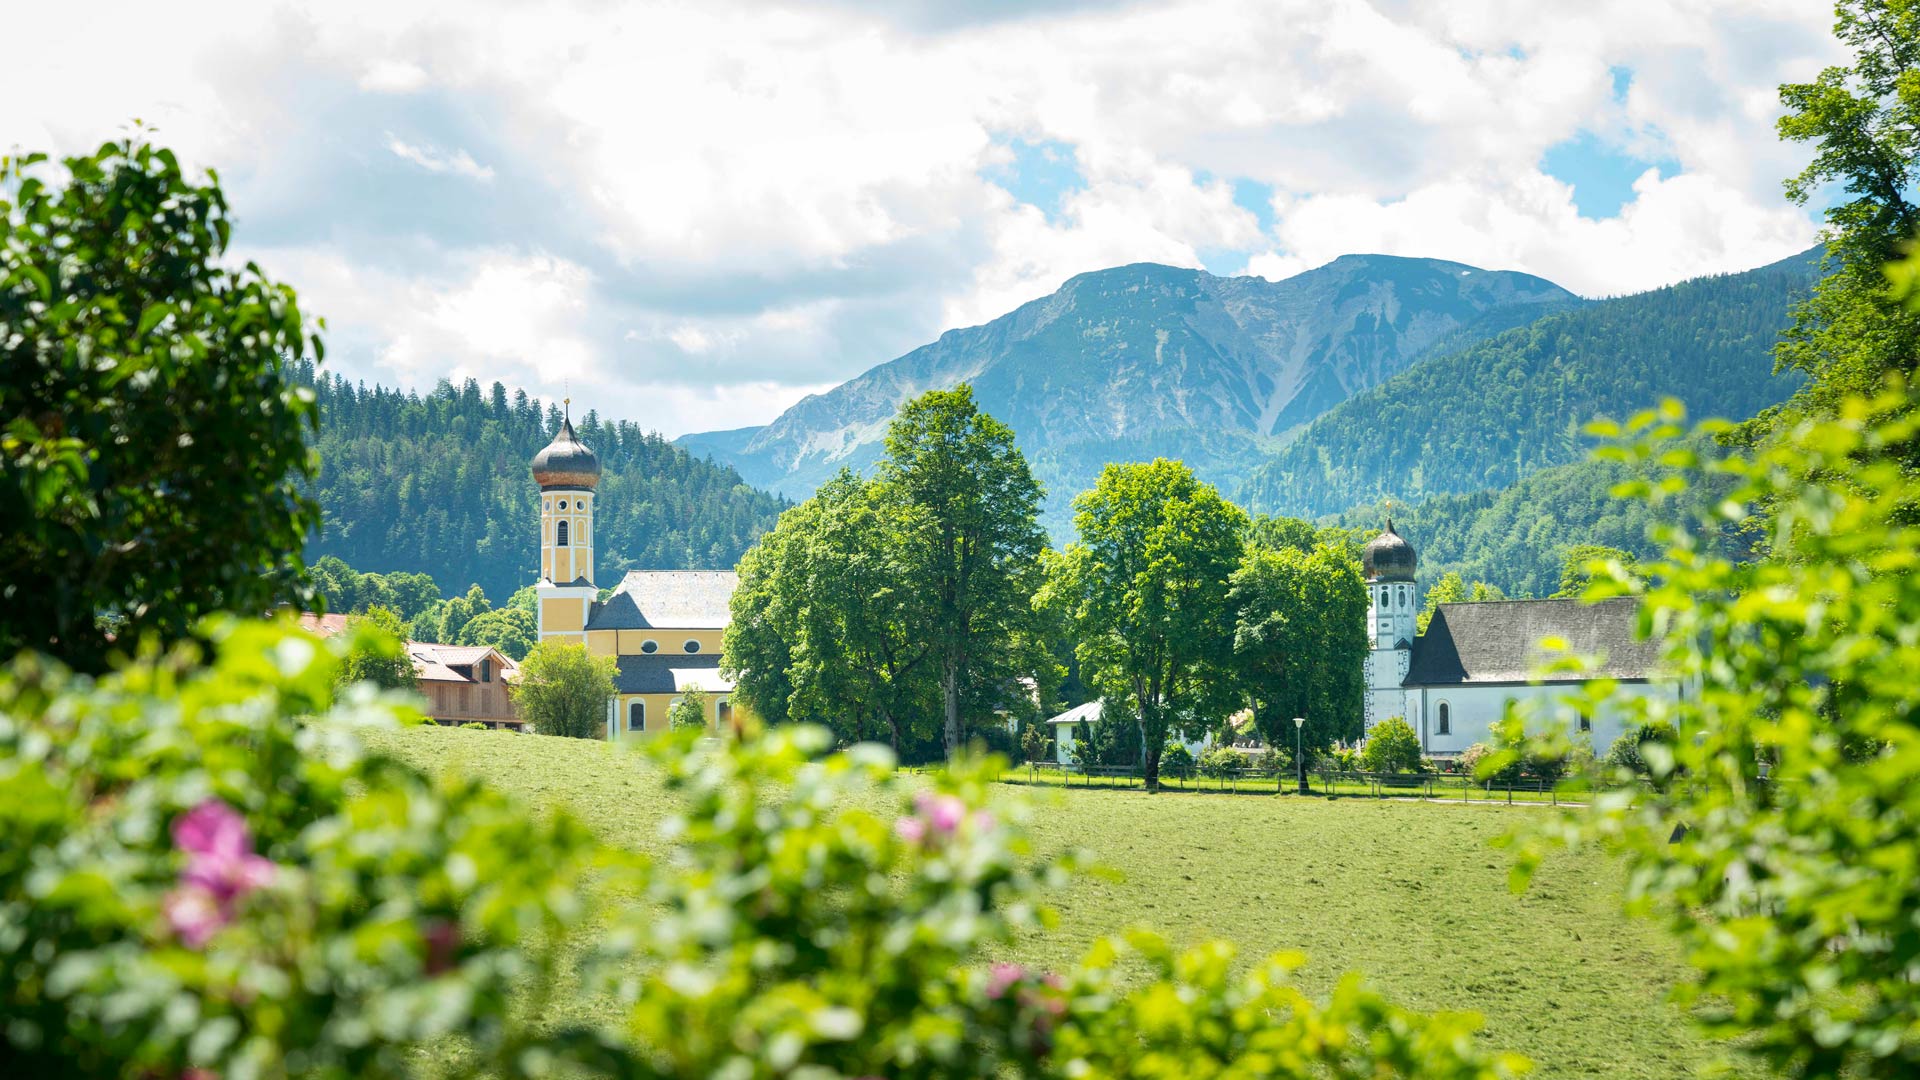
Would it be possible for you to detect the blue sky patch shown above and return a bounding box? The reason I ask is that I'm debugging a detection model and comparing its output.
[1541,130,1680,218]
[986,137,1084,223]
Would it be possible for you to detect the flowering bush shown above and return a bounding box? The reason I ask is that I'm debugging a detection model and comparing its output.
[0,617,610,1079]
[2,617,1522,1079]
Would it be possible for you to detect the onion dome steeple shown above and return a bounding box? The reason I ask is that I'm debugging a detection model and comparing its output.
[530,406,600,491]
[1362,518,1417,582]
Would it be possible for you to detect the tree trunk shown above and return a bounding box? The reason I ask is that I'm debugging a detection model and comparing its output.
[942,662,962,758]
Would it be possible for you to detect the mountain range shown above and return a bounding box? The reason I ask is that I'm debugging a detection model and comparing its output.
[679,249,1817,536]
[678,256,1578,531]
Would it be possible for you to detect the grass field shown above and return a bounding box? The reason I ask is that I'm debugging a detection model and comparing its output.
[363,725,1748,1079]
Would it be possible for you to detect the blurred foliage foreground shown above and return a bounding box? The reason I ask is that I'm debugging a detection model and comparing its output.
[0,618,1523,1080]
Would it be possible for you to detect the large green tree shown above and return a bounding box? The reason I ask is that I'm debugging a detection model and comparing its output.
[875,385,1046,757]
[457,605,537,661]
[1045,459,1247,790]
[0,138,322,670]
[1771,0,1920,427]
[514,640,615,739]
[1229,543,1369,752]
[723,473,940,754]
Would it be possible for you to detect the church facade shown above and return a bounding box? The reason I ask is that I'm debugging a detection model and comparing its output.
[530,416,748,740]
[1359,522,1684,756]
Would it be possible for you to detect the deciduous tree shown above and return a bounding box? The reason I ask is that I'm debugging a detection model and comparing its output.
[1230,544,1369,751]
[1044,459,1246,790]
[0,138,322,670]
[876,386,1046,757]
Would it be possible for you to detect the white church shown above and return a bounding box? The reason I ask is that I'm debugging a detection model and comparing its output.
[1360,520,1683,756]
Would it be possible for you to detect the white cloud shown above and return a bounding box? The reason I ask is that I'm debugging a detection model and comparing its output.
[384,134,494,181]
[0,0,1847,435]
[359,59,430,93]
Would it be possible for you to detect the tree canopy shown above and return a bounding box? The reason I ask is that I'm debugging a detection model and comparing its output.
[1044,458,1248,790]
[0,138,321,671]
[1230,542,1368,752]
[875,385,1047,755]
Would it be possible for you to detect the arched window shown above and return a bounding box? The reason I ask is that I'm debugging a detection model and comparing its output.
[556,520,569,547]
[628,700,645,731]
[1578,712,1592,733]
[684,639,702,654]
[717,698,732,727]
[1437,702,1450,735]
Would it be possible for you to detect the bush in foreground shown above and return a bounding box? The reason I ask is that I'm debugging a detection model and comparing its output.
[0,617,1522,1079]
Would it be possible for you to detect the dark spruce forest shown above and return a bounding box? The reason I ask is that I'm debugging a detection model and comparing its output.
[300,364,788,602]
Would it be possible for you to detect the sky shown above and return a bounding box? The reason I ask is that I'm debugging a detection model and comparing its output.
[3,0,1842,437]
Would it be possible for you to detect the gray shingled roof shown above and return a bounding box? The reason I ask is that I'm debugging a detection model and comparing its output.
[586,570,738,630]
[612,653,733,694]
[1403,597,1663,686]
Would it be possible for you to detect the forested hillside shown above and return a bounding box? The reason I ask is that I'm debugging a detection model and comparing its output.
[1327,439,1748,599]
[302,365,788,600]
[1239,251,1818,518]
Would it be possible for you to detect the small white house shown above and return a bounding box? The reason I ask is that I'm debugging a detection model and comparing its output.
[1044,699,1210,765]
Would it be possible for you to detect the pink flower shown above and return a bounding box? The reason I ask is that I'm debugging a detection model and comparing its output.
[987,961,1026,999]
[165,799,276,948]
[971,809,996,832]
[915,791,968,835]
[895,816,927,845]
[173,800,249,861]
[163,886,226,948]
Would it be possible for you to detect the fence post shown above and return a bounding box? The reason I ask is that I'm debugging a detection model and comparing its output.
[1507,781,1513,805]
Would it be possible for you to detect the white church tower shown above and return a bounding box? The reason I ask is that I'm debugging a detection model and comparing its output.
[1361,519,1418,736]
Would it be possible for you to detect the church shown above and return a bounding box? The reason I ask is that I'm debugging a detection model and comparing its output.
[1359,521,1682,756]
[529,414,749,740]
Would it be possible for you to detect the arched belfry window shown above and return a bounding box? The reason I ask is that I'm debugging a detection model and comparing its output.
[628,700,645,731]
[556,520,569,547]
[1437,703,1450,735]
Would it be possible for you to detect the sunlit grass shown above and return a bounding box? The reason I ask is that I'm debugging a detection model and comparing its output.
[364,724,1753,1079]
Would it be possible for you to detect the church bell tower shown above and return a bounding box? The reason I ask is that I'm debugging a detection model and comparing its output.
[531,403,601,644]
[1360,518,1418,736]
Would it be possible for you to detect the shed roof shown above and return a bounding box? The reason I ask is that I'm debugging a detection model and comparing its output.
[1403,597,1662,686]
[587,571,738,631]
[612,653,735,695]
[1046,700,1103,726]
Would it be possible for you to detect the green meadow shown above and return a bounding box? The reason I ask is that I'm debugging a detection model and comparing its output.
[365,725,1748,1079]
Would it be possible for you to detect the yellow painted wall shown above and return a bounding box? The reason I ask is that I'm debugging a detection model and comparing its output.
[586,630,618,656]
[611,627,724,657]
[541,597,585,633]
[613,692,751,740]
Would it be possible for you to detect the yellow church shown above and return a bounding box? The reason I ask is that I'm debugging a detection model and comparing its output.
[529,414,746,739]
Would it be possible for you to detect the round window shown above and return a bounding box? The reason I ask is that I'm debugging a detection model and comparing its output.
[684,640,701,654]
[641,640,658,654]
[558,499,569,510]
[543,499,551,512]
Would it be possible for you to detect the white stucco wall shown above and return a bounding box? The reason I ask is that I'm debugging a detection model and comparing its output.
[1403,679,1683,757]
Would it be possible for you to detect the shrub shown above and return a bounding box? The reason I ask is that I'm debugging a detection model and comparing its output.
[1161,741,1196,778]
[1602,721,1678,779]
[0,617,605,1079]
[1362,717,1422,773]
[461,721,489,730]
[669,685,710,731]
[516,640,616,738]
[1458,742,1494,778]
[1198,745,1246,777]
[0,616,1521,1078]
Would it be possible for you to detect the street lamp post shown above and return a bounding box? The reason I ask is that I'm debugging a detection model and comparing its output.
[1293,716,1308,794]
